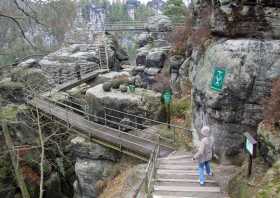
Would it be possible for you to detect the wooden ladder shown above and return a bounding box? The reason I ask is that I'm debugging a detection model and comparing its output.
[96,33,109,70]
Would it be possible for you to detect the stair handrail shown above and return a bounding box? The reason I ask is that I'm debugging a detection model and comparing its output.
[134,135,160,198]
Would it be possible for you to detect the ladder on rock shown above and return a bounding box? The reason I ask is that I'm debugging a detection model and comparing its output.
[98,44,109,70]
[152,153,224,198]
[95,33,109,70]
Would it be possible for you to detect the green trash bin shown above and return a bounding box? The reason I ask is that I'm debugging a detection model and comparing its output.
[128,84,135,93]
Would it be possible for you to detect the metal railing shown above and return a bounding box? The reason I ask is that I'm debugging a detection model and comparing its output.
[27,93,174,149]
[134,136,160,198]
[44,91,192,146]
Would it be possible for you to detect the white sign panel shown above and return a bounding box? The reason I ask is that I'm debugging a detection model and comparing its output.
[246,138,254,155]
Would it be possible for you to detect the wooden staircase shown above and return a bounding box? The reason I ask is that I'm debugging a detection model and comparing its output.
[152,153,224,198]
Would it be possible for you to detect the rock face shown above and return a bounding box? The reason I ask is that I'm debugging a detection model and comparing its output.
[11,68,51,92]
[189,1,280,160]
[71,137,119,198]
[211,1,280,39]
[191,39,280,158]
[39,33,128,85]
[134,15,173,88]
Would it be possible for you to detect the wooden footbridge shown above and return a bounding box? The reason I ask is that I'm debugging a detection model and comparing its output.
[26,94,177,161]
[103,20,185,32]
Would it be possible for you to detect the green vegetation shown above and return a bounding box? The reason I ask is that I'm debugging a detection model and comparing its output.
[0,105,18,121]
[171,98,191,119]
[163,0,186,22]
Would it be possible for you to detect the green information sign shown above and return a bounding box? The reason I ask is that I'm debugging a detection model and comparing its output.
[162,89,173,105]
[128,84,135,93]
[211,68,226,92]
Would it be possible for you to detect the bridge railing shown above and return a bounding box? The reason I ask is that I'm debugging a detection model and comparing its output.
[25,94,170,160]
[30,93,174,147]
[34,87,192,147]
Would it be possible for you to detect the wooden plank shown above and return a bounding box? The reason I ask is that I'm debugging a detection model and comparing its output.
[158,165,197,170]
[154,186,221,193]
[159,154,193,160]
[155,179,216,184]
[153,195,195,198]
[157,170,198,174]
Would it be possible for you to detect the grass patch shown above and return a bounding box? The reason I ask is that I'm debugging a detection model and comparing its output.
[0,105,18,121]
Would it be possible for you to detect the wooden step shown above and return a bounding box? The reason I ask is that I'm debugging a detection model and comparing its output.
[157,170,198,175]
[156,173,199,180]
[155,181,218,187]
[160,154,193,160]
[159,160,196,166]
[153,191,223,198]
[153,195,195,198]
[155,178,216,184]
[159,164,197,170]
[154,185,221,193]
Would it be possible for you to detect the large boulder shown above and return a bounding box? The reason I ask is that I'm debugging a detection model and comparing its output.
[137,32,153,47]
[144,15,173,32]
[146,49,167,68]
[71,137,118,198]
[190,39,280,159]
[11,68,51,92]
[85,84,162,123]
[17,58,39,69]
[136,45,151,66]
[0,79,24,105]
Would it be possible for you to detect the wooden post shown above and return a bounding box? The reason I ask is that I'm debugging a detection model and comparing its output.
[248,155,253,178]
[2,121,31,198]
[173,126,176,144]
[167,103,171,129]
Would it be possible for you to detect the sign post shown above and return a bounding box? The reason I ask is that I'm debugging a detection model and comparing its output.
[162,89,173,129]
[244,132,257,177]
[211,68,226,92]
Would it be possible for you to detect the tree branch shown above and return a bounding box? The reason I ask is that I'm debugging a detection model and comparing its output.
[13,0,46,27]
[0,13,35,48]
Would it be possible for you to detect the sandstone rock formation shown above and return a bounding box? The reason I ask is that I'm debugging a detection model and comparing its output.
[85,84,162,124]
[33,32,129,86]
[71,137,119,198]
[144,15,173,32]
[189,1,280,160]
[134,15,173,87]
